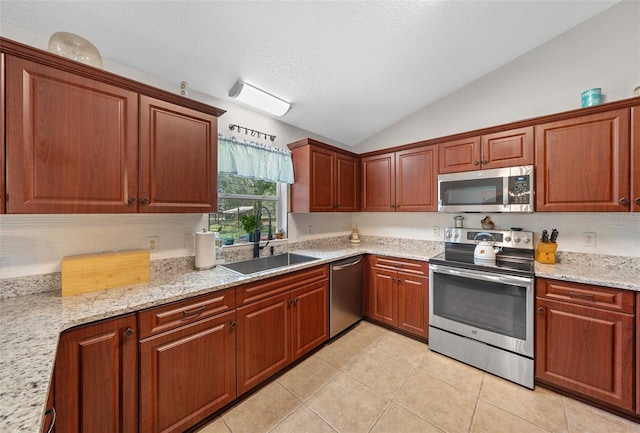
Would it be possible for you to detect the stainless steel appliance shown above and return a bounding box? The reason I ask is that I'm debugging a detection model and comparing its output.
[429,228,535,388]
[438,165,534,213]
[330,256,363,338]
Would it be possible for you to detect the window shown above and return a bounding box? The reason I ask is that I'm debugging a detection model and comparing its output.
[209,174,286,243]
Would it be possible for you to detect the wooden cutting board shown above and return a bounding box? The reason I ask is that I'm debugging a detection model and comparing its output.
[61,249,150,297]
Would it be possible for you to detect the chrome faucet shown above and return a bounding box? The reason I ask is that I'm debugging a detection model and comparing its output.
[253,206,273,258]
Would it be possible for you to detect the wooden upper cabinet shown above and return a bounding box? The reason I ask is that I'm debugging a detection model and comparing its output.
[5,55,139,213]
[632,106,640,212]
[1,53,5,214]
[438,127,533,173]
[535,109,630,212]
[482,126,534,169]
[139,96,218,213]
[438,136,481,174]
[361,152,395,211]
[289,139,358,212]
[396,146,438,211]
[362,145,438,212]
[335,152,359,212]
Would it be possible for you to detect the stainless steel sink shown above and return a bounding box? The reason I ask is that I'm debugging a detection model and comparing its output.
[220,253,318,275]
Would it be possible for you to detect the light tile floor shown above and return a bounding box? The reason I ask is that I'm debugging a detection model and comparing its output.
[195,321,639,433]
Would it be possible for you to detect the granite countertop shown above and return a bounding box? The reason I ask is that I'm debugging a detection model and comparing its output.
[1,241,638,433]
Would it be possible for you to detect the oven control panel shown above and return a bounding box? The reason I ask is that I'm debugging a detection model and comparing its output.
[444,228,534,249]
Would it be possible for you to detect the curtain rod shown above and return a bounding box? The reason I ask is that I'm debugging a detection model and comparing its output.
[229,123,276,142]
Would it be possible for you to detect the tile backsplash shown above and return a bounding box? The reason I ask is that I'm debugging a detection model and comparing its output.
[1,211,639,281]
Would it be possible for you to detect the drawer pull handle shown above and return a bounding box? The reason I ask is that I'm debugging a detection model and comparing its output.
[182,305,206,316]
[568,291,595,301]
[44,407,56,433]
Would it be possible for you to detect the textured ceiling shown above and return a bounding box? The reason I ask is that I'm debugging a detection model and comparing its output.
[0,1,619,145]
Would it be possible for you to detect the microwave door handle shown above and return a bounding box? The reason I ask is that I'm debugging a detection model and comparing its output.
[503,178,510,207]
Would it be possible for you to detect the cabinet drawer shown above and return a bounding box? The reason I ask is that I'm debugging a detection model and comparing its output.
[370,256,428,276]
[138,289,236,338]
[536,279,634,314]
[237,265,329,305]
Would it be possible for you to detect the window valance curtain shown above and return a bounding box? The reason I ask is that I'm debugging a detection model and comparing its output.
[218,133,295,184]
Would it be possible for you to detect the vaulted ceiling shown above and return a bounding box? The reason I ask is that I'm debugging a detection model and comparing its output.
[0,1,620,145]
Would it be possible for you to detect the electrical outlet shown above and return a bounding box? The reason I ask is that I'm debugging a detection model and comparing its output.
[146,236,159,252]
[582,232,596,247]
[432,226,440,237]
[307,226,312,235]
[185,233,195,248]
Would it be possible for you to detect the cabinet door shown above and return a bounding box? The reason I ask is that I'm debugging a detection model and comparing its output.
[54,314,137,433]
[291,280,329,360]
[535,109,630,212]
[637,292,640,416]
[482,126,533,170]
[369,268,397,326]
[396,146,438,212]
[335,152,359,211]
[309,147,335,212]
[1,53,5,214]
[139,95,217,213]
[632,106,640,212]
[361,152,395,211]
[5,55,139,213]
[236,293,290,395]
[438,136,481,174]
[139,311,236,433]
[536,298,634,411]
[397,272,428,338]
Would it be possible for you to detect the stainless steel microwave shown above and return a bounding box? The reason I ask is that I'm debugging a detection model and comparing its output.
[438,165,534,213]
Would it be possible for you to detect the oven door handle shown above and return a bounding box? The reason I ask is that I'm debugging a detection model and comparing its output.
[429,263,533,286]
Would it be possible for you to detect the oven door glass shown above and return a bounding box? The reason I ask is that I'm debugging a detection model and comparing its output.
[429,264,533,357]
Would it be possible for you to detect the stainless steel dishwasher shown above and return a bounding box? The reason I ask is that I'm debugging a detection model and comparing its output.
[330,256,363,337]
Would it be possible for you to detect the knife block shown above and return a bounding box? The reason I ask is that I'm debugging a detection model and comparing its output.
[535,240,557,264]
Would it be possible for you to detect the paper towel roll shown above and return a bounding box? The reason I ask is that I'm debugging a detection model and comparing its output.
[195,230,215,270]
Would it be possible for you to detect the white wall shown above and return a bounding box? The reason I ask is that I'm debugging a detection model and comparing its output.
[0,22,349,279]
[352,1,640,153]
[2,2,640,280]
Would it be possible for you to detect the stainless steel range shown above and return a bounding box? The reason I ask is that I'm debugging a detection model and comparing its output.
[429,228,535,389]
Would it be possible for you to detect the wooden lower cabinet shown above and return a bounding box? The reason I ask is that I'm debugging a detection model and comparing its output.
[292,280,329,359]
[236,278,329,395]
[368,256,428,339]
[236,292,291,395]
[54,314,137,433]
[637,292,640,416]
[139,310,236,433]
[535,279,635,413]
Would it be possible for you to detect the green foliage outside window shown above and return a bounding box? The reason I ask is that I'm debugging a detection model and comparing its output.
[211,174,279,243]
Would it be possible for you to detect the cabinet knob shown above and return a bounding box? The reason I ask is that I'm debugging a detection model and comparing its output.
[140,197,150,205]
[474,160,480,166]
[124,328,134,337]
[619,197,630,205]
[481,159,488,165]
[230,321,237,328]
[635,197,640,205]
[127,196,136,204]
[294,297,299,304]
[288,299,294,306]
[537,307,545,314]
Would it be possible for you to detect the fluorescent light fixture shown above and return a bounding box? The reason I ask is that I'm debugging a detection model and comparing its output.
[228,80,291,116]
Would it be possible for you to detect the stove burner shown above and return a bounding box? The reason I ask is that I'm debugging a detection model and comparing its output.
[434,228,535,277]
